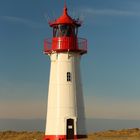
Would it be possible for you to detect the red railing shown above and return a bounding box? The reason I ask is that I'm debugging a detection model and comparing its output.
[44,37,87,55]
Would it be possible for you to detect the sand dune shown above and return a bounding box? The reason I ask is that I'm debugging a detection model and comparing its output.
[0,128,140,140]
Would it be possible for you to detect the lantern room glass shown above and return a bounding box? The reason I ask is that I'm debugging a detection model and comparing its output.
[53,24,78,37]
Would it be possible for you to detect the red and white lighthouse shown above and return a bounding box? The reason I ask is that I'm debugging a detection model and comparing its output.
[44,4,87,140]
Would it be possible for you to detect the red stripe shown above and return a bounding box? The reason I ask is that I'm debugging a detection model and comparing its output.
[44,135,87,140]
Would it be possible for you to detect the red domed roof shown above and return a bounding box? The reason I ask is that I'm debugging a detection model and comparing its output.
[49,5,81,27]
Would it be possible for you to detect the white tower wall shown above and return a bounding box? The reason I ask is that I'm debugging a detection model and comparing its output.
[45,52,86,136]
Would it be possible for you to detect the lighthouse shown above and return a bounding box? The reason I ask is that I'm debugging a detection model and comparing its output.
[44,4,87,140]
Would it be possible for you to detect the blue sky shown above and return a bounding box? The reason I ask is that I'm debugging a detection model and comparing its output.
[0,0,140,120]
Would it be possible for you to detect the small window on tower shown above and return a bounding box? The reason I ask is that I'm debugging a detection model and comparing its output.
[67,72,71,82]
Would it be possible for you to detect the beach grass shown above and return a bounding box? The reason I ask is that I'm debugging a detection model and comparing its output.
[0,128,140,140]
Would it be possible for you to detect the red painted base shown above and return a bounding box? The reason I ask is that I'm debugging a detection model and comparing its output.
[44,135,87,140]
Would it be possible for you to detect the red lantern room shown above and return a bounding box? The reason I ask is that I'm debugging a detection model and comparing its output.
[44,4,87,55]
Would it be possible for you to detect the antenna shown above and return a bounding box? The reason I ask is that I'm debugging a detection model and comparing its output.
[64,0,66,7]
[52,11,56,21]
[71,8,78,19]
[44,13,51,23]
[79,12,85,22]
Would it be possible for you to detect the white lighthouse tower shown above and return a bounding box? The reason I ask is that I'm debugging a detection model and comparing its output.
[44,4,87,140]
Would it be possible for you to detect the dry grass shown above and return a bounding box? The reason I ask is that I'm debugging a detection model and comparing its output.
[0,128,140,140]
[0,131,44,140]
[88,128,140,140]
[90,128,140,137]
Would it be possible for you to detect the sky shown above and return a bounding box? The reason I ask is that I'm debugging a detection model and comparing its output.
[0,0,140,120]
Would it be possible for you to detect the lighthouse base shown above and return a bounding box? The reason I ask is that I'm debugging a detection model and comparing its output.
[44,135,87,140]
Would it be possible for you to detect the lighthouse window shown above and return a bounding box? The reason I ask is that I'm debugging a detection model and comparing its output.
[75,27,78,36]
[53,26,59,37]
[53,25,75,37]
[67,72,71,82]
[60,25,72,37]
